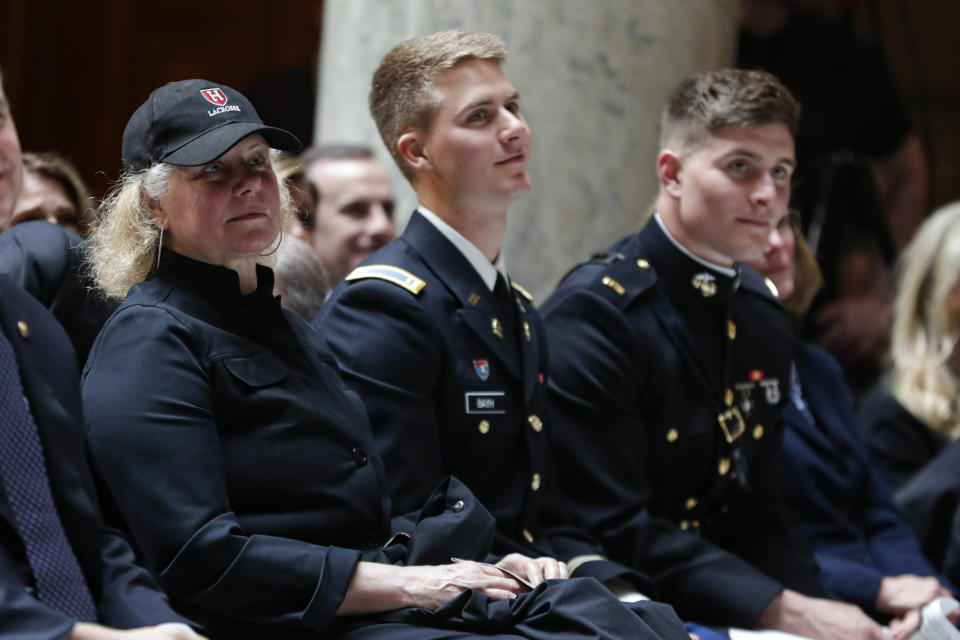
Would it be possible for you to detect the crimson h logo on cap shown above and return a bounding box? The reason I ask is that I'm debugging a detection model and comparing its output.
[200,88,228,107]
[121,78,300,172]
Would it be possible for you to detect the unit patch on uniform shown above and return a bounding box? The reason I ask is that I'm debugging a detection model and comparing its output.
[473,359,490,381]
[465,391,505,414]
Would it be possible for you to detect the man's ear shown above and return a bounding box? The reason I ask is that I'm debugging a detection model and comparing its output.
[397,131,431,173]
[657,149,683,199]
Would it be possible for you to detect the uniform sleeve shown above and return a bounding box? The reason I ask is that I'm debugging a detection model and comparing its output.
[543,287,782,626]
[317,280,447,516]
[81,305,360,633]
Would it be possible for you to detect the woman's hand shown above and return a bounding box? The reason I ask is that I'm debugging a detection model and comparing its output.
[337,560,527,615]
[70,623,205,640]
[876,574,953,616]
[495,553,568,586]
[402,561,529,609]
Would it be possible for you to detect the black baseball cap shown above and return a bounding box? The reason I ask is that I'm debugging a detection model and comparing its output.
[121,79,301,171]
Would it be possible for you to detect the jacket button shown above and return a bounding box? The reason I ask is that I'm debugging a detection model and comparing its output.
[478,420,490,434]
[531,473,541,491]
[17,321,28,338]
[685,497,698,510]
[753,424,764,439]
[718,457,731,475]
[527,414,543,432]
[666,428,679,442]
[452,499,465,513]
[352,447,368,466]
[522,529,534,543]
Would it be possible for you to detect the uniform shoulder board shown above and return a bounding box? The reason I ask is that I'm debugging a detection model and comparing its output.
[590,253,657,306]
[510,281,533,301]
[345,265,426,295]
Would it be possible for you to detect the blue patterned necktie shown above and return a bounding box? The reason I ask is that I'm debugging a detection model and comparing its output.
[0,325,98,621]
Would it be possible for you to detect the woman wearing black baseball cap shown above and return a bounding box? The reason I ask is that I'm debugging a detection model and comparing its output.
[79,80,672,639]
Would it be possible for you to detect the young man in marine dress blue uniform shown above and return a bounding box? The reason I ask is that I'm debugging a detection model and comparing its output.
[540,68,916,640]
[316,30,702,640]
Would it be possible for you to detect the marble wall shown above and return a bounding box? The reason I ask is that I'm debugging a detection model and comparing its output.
[318,0,738,299]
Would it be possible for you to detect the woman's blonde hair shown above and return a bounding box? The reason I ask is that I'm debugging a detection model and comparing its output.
[890,201,960,439]
[88,155,292,300]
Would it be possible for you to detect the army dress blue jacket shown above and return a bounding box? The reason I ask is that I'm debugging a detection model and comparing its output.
[541,217,823,627]
[317,211,655,591]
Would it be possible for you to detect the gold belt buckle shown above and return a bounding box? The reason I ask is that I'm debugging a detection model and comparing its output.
[717,406,746,443]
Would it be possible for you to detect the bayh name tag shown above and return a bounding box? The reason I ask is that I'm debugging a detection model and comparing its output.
[465,391,506,414]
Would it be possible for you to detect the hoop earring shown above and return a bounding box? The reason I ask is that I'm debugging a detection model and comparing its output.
[259,227,283,257]
[156,226,164,270]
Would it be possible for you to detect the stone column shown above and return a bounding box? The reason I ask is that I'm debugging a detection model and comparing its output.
[318,0,738,299]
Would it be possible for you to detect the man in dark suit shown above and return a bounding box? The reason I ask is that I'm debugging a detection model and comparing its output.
[316,30,696,639]
[0,69,201,640]
[540,68,917,640]
[0,220,116,364]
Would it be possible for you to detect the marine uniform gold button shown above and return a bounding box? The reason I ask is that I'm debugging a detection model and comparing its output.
[691,519,700,529]
[528,414,543,432]
[666,428,679,443]
[727,320,736,340]
[685,497,697,510]
[522,529,534,543]
[680,520,690,530]
[718,457,731,475]
[531,473,541,491]
[523,321,532,342]
[637,259,650,269]
[724,388,734,407]
[478,420,490,434]
[17,321,28,338]
[753,424,764,439]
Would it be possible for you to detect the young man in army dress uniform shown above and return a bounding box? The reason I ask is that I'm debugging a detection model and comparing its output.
[541,69,911,640]
[316,30,704,639]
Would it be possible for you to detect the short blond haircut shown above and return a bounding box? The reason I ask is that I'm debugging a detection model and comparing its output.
[370,30,506,182]
[88,158,292,301]
[890,201,960,439]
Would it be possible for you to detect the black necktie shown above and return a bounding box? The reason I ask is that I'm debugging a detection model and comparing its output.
[493,273,519,346]
[0,327,98,621]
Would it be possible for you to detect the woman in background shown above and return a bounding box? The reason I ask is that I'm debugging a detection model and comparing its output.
[861,202,960,588]
[745,211,953,627]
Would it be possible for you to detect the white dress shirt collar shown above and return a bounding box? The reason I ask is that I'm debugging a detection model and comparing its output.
[417,205,507,292]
